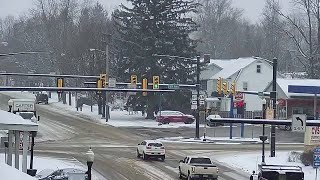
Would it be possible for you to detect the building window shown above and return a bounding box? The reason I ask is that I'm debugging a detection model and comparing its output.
[200,80,207,91]
[257,65,261,73]
[243,82,248,90]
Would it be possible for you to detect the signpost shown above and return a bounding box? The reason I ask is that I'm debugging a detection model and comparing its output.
[292,114,306,132]
[314,147,320,180]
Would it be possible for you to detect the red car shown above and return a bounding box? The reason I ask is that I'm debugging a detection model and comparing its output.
[156,111,195,124]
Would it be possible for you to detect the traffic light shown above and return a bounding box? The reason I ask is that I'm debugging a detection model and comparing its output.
[142,78,148,96]
[216,77,222,94]
[222,82,228,95]
[57,78,64,93]
[131,75,137,84]
[100,74,107,87]
[230,81,236,96]
[153,76,159,89]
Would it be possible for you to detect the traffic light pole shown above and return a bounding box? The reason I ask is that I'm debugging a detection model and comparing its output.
[196,56,200,139]
[270,58,277,157]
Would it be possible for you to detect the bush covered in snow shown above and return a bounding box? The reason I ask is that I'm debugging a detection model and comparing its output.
[300,150,313,166]
[288,151,302,162]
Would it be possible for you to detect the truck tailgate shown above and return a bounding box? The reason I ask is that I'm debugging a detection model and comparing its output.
[192,164,218,175]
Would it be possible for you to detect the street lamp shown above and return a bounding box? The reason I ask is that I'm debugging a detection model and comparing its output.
[260,98,267,164]
[86,147,94,180]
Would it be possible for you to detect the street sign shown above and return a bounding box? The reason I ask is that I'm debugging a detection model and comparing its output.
[192,101,197,105]
[314,147,320,167]
[192,95,197,101]
[108,78,116,88]
[199,94,205,100]
[235,93,244,100]
[127,84,137,95]
[292,114,306,132]
[168,84,179,89]
[191,104,197,110]
[200,101,205,105]
[266,108,274,120]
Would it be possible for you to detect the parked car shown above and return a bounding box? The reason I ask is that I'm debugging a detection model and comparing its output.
[156,111,195,124]
[206,114,224,127]
[35,168,88,180]
[36,93,48,104]
[137,140,165,161]
[179,156,219,180]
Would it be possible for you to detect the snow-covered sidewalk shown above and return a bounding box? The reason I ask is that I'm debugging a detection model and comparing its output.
[157,136,267,144]
[213,151,315,180]
[0,154,105,180]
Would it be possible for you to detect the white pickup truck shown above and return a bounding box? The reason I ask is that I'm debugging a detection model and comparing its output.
[179,156,219,180]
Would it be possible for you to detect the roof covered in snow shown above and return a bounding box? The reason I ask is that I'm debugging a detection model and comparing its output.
[277,78,320,97]
[208,57,258,79]
[0,162,37,180]
[0,110,38,131]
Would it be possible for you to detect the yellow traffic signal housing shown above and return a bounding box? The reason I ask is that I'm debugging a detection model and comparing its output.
[131,75,137,84]
[97,79,103,88]
[230,81,236,95]
[153,76,159,89]
[222,82,228,95]
[142,78,148,96]
[216,77,222,94]
[57,78,64,93]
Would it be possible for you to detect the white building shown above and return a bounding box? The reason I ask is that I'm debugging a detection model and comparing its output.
[200,57,281,111]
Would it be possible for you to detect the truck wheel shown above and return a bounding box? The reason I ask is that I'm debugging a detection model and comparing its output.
[178,168,183,179]
[136,149,140,158]
[160,155,165,161]
[164,119,170,124]
[142,152,148,160]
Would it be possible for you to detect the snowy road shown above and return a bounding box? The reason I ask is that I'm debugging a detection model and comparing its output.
[0,92,305,180]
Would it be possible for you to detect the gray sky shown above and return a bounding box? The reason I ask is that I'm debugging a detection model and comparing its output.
[0,0,291,23]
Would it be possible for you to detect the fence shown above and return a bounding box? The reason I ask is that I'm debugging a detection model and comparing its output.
[217,111,263,119]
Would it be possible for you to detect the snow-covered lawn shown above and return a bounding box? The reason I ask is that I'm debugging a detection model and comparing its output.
[0,154,105,180]
[157,136,267,144]
[213,151,315,180]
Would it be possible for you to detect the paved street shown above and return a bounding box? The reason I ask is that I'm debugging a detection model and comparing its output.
[0,93,304,180]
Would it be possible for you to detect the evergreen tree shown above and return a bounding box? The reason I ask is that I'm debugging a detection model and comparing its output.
[113,0,200,118]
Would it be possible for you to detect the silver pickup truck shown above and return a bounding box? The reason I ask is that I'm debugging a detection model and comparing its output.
[179,156,219,180]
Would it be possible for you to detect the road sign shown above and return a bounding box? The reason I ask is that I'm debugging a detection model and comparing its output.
[192,101,197,105]
[266,108,274,120]
[168,84,179,89]
[235,93,244,100]
[314,147,320,167]
[192,95,197,101]
[200,101,205,105]
[191,104,197,110]
[199,94,205,100]
[292,114,306,132]
[108,78,116,88]
[127,84,137,95]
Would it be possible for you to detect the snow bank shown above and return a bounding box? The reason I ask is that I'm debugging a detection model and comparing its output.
[157,136,267,144]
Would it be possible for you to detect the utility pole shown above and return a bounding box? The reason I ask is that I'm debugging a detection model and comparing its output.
[270,57,277,157]
[105,34,111,121]
[196,56,200,139]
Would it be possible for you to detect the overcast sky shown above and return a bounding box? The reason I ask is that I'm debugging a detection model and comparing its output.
[0,0,291,23]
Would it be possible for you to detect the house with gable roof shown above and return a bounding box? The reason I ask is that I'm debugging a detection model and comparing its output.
[200,57,278,111]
